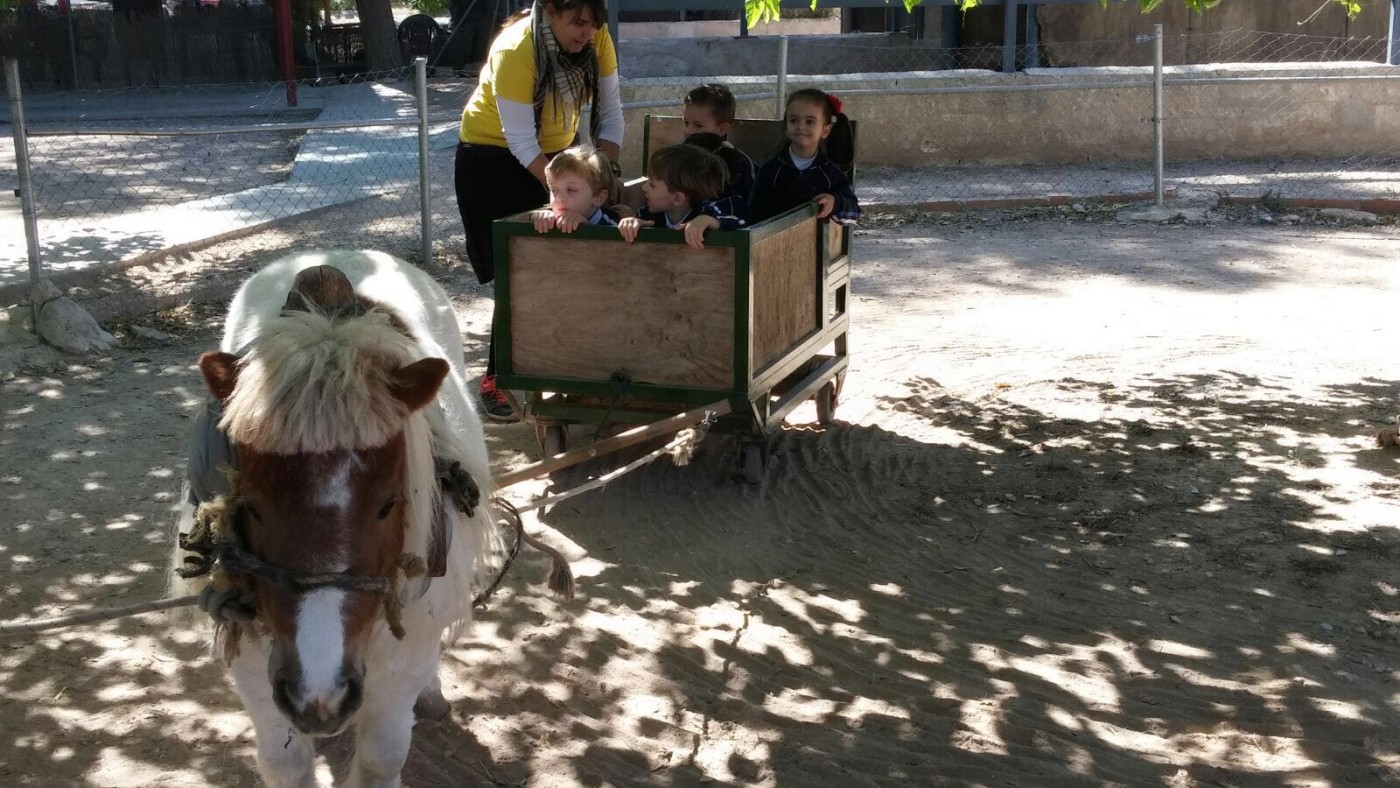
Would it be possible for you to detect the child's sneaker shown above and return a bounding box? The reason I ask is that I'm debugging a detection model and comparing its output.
[478,374,518,423]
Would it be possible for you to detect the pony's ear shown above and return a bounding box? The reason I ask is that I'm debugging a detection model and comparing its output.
[390,358,449,413]
[198,351,241,401]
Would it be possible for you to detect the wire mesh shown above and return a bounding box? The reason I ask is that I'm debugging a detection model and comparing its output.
[769,30,1398,209]
[786,35,1156,73]
[1173,29,1390,66]
[6,72,446,293]
[5,27,1397,299]
[1159,30,1400,205]
[0,6,446,91]
[769,36,1160,207]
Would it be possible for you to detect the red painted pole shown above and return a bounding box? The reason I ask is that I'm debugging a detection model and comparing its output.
[275,0,297,107]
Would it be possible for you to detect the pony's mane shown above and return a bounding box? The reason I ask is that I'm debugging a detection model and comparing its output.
[219,309,424,455]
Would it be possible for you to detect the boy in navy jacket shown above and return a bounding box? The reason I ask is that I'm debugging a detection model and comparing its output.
[682,84,756,223]
[620,144,744,250]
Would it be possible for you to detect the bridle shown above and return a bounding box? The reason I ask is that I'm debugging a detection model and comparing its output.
[178,502,397,597]
[179,458,515,640]
[178,490,428,638]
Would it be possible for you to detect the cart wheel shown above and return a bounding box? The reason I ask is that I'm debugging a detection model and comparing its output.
[536,424,567,457]
[740,442,764,486]
[815,380,839,426]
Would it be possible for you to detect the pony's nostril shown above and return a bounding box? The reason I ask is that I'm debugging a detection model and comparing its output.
[272,676,297,715]
[341,673,364,717]
[285,674,361,727]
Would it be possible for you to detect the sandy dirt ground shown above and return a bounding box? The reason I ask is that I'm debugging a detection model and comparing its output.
[1,217,1399,787]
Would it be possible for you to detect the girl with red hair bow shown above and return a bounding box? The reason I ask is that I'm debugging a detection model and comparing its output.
[750,88,861,224]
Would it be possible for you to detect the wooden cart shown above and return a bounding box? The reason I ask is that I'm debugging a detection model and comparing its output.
[491,118,853,484]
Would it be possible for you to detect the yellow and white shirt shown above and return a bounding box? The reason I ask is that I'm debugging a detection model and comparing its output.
[459,16,622,167]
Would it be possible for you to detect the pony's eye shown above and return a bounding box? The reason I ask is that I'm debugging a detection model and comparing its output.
[244,504,262,523]
[377,497,397,520]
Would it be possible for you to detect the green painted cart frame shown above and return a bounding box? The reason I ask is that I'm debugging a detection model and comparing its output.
[491,118,854,483]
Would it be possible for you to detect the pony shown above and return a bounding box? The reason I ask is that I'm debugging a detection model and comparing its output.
[170,250,502,787]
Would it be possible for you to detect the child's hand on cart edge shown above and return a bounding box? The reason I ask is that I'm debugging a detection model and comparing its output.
[530,209,558,233]
[619,216,653,243]
[813,194,836,219]
[555,211,588,233]
[678,215,720,250]
[532,209,591,234]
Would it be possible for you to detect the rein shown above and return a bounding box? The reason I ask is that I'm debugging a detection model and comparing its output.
[0,269,575,640]
[0,492,537,641]
[178,511,392,597]
[176,493,414,636]
[176,484,531,640]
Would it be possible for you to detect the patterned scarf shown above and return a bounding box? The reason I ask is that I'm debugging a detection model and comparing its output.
[531,2,601,144]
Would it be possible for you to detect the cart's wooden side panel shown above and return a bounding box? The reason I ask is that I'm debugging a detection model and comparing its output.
[749,218,818,372]
[822,219,849,267]
[508,235,735,388]
[644,116,788,165]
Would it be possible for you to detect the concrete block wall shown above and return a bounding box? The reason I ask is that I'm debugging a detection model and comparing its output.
[618,63,1400,175]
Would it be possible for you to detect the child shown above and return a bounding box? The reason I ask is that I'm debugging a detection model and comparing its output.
[619,143,744,250]
[684,132,752,225]
[750,88,861,225]
[529,145,623,234]
[682,83,756,222]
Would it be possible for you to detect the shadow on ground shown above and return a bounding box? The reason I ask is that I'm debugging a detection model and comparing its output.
[426,371,1400,785]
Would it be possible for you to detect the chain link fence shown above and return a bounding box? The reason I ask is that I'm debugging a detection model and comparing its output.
[2,63,455,301]
[1159,31,1400,208]
[4,28,1399,304]
[741,29,1399,211]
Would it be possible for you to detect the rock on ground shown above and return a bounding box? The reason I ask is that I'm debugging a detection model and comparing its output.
[31,278,116,354]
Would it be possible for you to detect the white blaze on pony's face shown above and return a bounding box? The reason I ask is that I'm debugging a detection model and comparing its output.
[197,346,450,736]
[315,453,363,513]
[292,588,352,725]
[240,441,407,737]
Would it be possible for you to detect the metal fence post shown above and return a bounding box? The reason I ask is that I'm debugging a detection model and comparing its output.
[1153,23,1165,207]
[1003,0,1020,73]
[607,0,619,50]
[1389,0,1399,66]
[65,8,79,89]
[415,57,431,267]
[776,35,789,120]
[5,58,45,315]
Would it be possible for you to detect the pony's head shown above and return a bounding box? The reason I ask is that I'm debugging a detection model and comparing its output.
[198,309,447,736]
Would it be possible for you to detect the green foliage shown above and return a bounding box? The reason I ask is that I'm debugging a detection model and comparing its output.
[411,0,449,15]
[1132,0,1221,13]
[747,0,1366,28]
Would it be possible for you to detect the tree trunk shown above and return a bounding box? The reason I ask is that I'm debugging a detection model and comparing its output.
[355,0,403,72]
[442,0,507,72]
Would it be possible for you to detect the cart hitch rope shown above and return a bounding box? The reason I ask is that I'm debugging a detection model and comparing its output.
[592,370,633,441]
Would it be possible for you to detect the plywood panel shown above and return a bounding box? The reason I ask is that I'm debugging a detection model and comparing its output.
[646,116,858,184]
[822,219,848,266]
[508,236,735,389]
[646,116,788,170]
[750,219,818,371]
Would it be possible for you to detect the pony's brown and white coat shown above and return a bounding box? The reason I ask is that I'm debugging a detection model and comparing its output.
[170,250,500,786]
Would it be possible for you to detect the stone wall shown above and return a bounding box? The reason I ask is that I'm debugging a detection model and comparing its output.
[618,63,1400,173]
